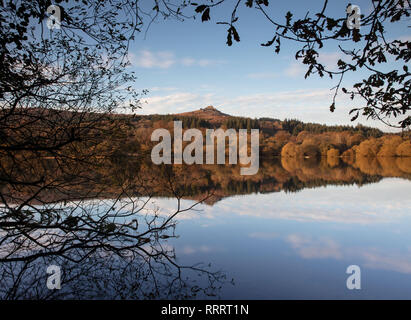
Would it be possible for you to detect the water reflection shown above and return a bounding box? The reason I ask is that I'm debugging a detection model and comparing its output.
[0,244,227,299]
[0,197,229,299]
[165,177,411,299]
[2,155,410,205]
[1,156,410,299]
[0,160,229,299]
[141,156,411,205]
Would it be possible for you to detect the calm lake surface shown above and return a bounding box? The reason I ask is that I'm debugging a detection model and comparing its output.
[155,176,411,299]
[2,157,411,299]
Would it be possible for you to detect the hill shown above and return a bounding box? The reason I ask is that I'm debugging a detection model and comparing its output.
[5,105,410,159]
[139,105,384,137]
[176,105,229,123]
[115,106,410,160]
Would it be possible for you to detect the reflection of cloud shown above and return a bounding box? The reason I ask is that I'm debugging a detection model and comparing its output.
[198,179,411,224]
[181,245,214,255]
[286,234,343,259]
[126,179,411,226]
[248,232,278,239]
[361,250,411,274]
[286,234,411,275]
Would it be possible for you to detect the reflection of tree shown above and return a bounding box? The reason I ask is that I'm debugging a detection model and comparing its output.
[0,222,227,299]
[3,156,410,208]
[0,160,229,299]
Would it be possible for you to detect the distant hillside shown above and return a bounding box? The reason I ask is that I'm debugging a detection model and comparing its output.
[138,105,384,138]
[176,105,229,123]
[114,106,410,159]
[8,106,409,159]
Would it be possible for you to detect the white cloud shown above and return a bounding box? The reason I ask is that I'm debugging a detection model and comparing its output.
[284,47,406,83]
[133,50,224,69]
[141,89,334,115]
[181,57,196,66]
[181,57,222,67]
[198,59,223,67]
[318,52,344,65]
[397,35,411,42]
[142,92,216,114]
[134,50,176,69]
[284,62,306,78]
[284,52,345,77]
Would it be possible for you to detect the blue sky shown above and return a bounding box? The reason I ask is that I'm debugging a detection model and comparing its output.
[127,0,410,131]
